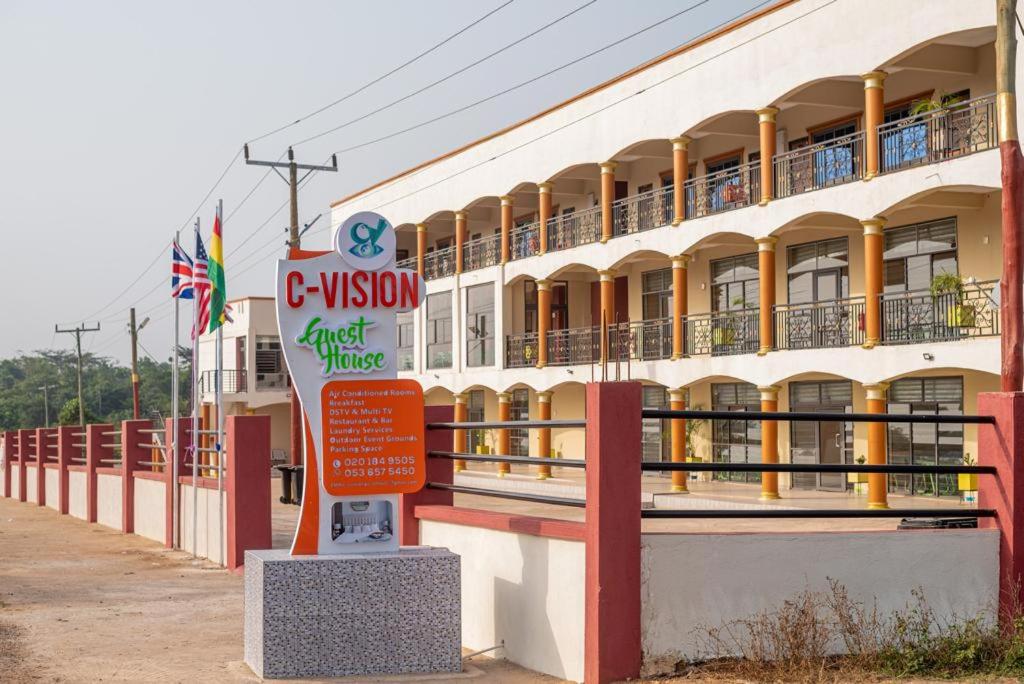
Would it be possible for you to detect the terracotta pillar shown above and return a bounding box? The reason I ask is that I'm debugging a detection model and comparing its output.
[537,391,553,480]
[453,393,468,472]
[598,269,616,362]
[538,182,553,254]
[865,382,889,509]
[536,280,551,368]
[862,71,887,179]
[669,388,688,493]
[671,255,689,360]
[862,217,886,348]
[225,415,272,571]
[500,195,512,264]
[454,211,467,275]
[755,237,777,355]
[759,385,781,500]
[757,107,779,204]
[399,405,454,546]
[599,161,617,243]
[416,223,427,277]
[670,137,691,225]
[497,392,511,477]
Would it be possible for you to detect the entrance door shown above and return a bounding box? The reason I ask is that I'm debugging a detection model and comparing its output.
[817,418,845,491]
[789,381,853,491]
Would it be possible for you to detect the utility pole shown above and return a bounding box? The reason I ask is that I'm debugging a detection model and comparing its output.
[128,308,150,419]
[244,145,338,466]
[37,385,52,428]
[54,323,101,426]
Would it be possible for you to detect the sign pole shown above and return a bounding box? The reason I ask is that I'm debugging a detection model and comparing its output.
[215,199,225,564]
[191,217,200,558]
[171,230,181,549]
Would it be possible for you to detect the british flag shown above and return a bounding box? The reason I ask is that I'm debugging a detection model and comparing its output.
[171,240,194,299]
[192,231,211,340]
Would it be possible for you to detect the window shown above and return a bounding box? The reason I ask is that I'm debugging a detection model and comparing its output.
[888,376,964,497]
[711,383,761,483]
[810,120,858,185]
[788,381,853,490]
[524,280,569,333]
[467,390,486,453]
[510,389,530,457]
[882,91,970,171]
[641,269,673,320]
[466,284,494,367]
[642,386,670,463]
[397,312,414,371]
[786,237,849,304]
[426,292,452,369]
[255,336,286,390]
[883,218,958,293]
[711,253,759,311]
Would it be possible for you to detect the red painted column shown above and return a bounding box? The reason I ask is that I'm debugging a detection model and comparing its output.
[225,415,272,571]
[35,427,55,506]
[585,381,642,683]
[17,428,32,503]
[978,392,1024,622]
[120,420,149,534]
[399,405,454,546]
[165,418,190,548]
[85,424,113,523]
[56,426,76,514]
[2,431,16,498]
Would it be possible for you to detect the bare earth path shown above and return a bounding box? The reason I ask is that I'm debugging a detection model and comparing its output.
[0,496,562,683]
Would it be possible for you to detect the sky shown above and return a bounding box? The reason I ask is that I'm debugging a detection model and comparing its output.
[0,0,769,365]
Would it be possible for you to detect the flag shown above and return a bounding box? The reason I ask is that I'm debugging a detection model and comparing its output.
[192,231,211,340]
[171,240,194,299]
[208,204,227,333]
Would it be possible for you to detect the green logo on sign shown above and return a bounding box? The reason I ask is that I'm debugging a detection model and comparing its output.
[348,219,387,260]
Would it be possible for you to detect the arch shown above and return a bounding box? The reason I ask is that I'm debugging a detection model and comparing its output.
[684,109,759,141]
[879,367,999,386]
[609,249,674,272]
[685,230,757,253]
[548,261,599,280]
[770,211,861,238]
[608,138,673,164]
[876,185,999,221]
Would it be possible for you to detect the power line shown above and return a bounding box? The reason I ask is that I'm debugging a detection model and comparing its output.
[290,0,599,147]
[245,0,518,145]
[66,238,172,324]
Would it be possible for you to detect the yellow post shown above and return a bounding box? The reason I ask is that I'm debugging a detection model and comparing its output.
[758,385,781,500]
[454,210,467,275]
[755,237,778,355]
[536,280,551,368]
[670,137,690,225]
[599,161,617,243]
[756,107,779,205]
[598,269,616,363]
[669,388,688,493]
[497,392,511,477]
[453,393,468,472]
[537,390,553,480]
[538,182,553,254]
[861,71,887,179]
[865,382,890,509]
[861,217,886,348]
[500,195,512,264]
[671,255,688,360]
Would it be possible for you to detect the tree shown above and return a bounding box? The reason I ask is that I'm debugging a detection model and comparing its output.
[58,397,95,426]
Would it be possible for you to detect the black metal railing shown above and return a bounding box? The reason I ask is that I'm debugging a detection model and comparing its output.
[880,280,999,345]
[681,309,759,356]
[463,233,501,271]
[684,160,761,219]
[878,94,996,174]
[510,223,542,261]
[612,186,673,236]
[505,331,540,368]
[547,206,601,252]
[199,369,247,394]
[423,246,456,280]
[396,256,417,271]
[773,130,864,199]
[773,298,866,350]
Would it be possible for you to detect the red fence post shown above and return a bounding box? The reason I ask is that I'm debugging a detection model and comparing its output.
[120,420,149,534]
[164,418,189,549]
[85,424,113,523]
[225,414,271,572]
[585,381,643,683]
[3,431,16,499]
[17,428,32,503]
[399,405,454,546]
[56,426,75,515]
[35,427,54,506]
[979,392,1024,622]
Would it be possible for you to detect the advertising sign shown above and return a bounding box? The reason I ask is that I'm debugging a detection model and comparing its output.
[276,212,425,555]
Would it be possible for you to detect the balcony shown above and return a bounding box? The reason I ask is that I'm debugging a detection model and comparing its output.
[510,222,541,261]
[878,95,996,175]
[681,309,759,356]
[504,319,674,368]
[547,205,601,252]
[464,233,501,271]
[612,186,673,236]
[684,160,760,219]
[880,280,999,345]
[423,246,456,280]
[773,131,864,199]
[396,256,416,271]
[199,369,247,394]
[773,298,866,350]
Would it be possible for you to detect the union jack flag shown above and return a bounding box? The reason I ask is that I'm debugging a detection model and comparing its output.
[171,240,194,299]
[192,231,211,340]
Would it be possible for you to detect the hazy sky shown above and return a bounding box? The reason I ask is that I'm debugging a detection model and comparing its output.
[0,0,767,364]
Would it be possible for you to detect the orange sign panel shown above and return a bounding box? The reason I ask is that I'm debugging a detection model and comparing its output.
[320,379,425,497]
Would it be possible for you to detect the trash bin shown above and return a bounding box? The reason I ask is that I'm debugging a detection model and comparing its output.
[274,465,294,504]
[897,517,977,530]
[292,466,304,505]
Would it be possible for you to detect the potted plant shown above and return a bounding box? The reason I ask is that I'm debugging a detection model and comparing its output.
[685,407,708,481]
[958,453,978,493]
[713,296,746,347]
[848,454,869,484]
[930,273,976,328]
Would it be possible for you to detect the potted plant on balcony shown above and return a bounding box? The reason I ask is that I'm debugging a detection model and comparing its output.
[930,273,977,328]
[909,92,967,157]
[712,297,746,347]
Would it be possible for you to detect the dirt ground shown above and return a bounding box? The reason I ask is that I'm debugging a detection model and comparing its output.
[0,495,566,683]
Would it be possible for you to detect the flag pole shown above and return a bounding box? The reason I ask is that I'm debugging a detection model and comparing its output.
[171,230,181,550]
[215,198,225,566]
[191,217,200,559]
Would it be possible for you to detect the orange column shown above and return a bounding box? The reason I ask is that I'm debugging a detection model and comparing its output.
[669,388,688,493]
[536,279,551,368]
[862,71,887,179]
[598,269,616,362]
[756,107,778,205]
[537,390,552,480]
[497,392,511,477]
[453,393,468,472]
[865,382,890,509]
[200,403,212,473]
[758,385,781,500]
[454,211,467,275]
[538,182,553,255]
[755,237,777,355]
[862,217,885,348]
[599,161,617,243]
[671,255,689,360]
[670,137,690,225]
[416,223,427,277]
[500,195,512,264]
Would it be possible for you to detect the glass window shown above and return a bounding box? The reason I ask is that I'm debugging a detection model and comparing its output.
[786,237,849,304]
[710,383,761,483]
[524,280,569,333]
[397,312,414,371]
[510,389,530,457]
[255,336,287,389]
[426,292,452,369]
[466,284,494,367]
[467,390,486,453]
[641,269,673,320]
[887,376,964,497]
[642,386,670,463]
[883,218,958,293]
[711,253,759,311]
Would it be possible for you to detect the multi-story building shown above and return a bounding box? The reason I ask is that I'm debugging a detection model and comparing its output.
[330,0,1005,499]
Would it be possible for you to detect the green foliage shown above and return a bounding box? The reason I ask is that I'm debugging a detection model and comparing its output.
[57,398,95,426]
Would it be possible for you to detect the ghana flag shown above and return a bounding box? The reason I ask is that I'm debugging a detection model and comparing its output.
[208,202,227,333]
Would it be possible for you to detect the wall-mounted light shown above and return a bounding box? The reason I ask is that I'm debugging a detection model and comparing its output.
[922,353,934,361]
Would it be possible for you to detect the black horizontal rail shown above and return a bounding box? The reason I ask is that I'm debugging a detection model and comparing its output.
[642,462,996,475]
[641,409,995,425]
[641,509,996,519]
[427,419,586,430]
[426,482,585,508]
[429,451,586,468]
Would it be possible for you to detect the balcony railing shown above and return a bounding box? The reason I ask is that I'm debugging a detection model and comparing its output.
[878,94,996,174]
[199,369,247,394]
[773,298,866,350]
[423,246,456,280]
[880,280,999,345]
[463,233,500,271]
[505,331,540,368]
[505,319,675,368]
[547,206,601,252]
[396,256,416,271]
[511,222,541,261]
[608,319,674,361]
[612,186,673,236]
[684,160,761,219]
[773,130,864,199]
[681,309,759,356]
